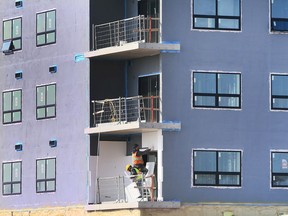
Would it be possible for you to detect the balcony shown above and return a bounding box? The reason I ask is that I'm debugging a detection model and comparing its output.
[85,15,180,60]
[84,96,181,135]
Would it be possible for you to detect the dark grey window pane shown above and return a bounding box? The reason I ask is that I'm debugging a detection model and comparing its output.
[37,108,46,119]
[195,174,216,185]
[3,92,12,111]
[37,86,46,106]
[13,90,21,110]
[218,19,239,29]
[12,162,21,181]
[46,180,55,191]
[13,112,21,122]
[3,163,11,182]
[194,0,216,15]
[37,182,45,192]
[3,20,12,40]
[37,35,45,46]
[194,96,215,106]
[46,107,55,117]
[47,85,56,105]
[218,152,240,172]
[218,73,240,94]
[46,11,56,31]
[13,39,21,50]
[46,159,55,178]
[37,13,45,33]
[219,97,239,107]
[3,185,11,195]
[37,160,46,179]
[273,175,288,186]
[194,73,216,93]
[47,32,55,44]
[272,0,288,19]
[194,18,215,28]
[194,151,216,172]
[273,98,288,109]
[272,20,288,31]
[13,183,21,194]
[219,174,240,185]
[13,18,21,38]
[218,0,239,16]
[272,152,288,173]
[3,113,12,123]
[272,75,288,96]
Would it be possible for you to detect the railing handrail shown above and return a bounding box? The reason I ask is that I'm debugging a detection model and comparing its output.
[97,174,156,203]
[92,15,160,51]
[91,95,161,126]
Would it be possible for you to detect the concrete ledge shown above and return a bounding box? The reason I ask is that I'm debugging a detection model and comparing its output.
[84,121,181,135]
[85,201,181,211]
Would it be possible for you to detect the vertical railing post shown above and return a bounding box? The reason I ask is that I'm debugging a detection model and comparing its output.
[138,15,142,42]
[109,23,112,47]
[149,17,152,43]
[151,96,154,122]
[138,96,141,122]
[118,97,121,123]
[124,97,127,122]
[97,178,101,204]
[122,176,126,202]
[117,20,120,45]
[92,24,95,50]
[92,101,96,126]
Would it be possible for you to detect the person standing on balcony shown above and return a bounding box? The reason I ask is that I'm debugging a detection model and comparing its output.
[126,164,142,184]
[132,144,150,175]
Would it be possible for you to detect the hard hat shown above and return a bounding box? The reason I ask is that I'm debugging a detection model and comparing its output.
[133,144,139,150]
[126,164,131,171]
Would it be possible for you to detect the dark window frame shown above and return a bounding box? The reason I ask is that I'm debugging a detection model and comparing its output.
[271,74,288,110]
[193,150,242,187]
[193,71,241,109]
[2,89,22,124]
[271,151,288,188]
[2,17,22,51]
[2,161,22,196]
[36,158,56,193]
[36,10,56,46]
[36,83,56,120]
[192,0,241,31]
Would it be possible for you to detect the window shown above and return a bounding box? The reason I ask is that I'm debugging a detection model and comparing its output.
[36,158,56,193]
[271,74,288,110]
[2,17,22,51]
[36,10,56,46]
[36,84,56,120]
[193,150,241,186]
[193,72,241,108]
[2,161,22,195]
[271,0,288,31]
[2,89,22,124]
[271,152,288,187]
[193,0,240,30]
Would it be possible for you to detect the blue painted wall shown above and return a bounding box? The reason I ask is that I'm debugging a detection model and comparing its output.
[162,0,288,202]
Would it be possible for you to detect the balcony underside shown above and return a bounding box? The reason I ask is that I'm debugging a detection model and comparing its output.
[84,121,181,135]
[84,42,180,60]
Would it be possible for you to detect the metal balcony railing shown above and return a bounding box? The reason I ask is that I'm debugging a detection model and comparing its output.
[92,15,160,50]
[97,174,156,203]
[91,96,160,127]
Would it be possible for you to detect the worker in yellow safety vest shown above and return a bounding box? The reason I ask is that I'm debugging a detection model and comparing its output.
[132,144,150,175]
[126,164,143,186]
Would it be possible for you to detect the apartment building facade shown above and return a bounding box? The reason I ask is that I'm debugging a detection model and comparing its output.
[1,0,288,214]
